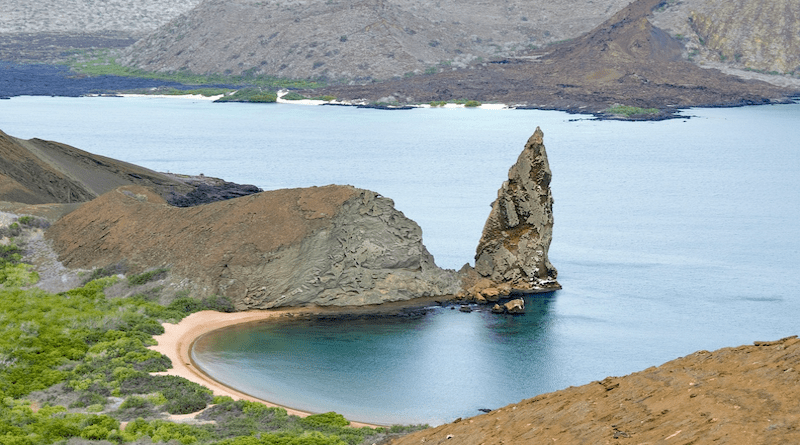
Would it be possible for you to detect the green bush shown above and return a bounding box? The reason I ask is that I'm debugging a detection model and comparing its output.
[128,267,169,286]
[464,100,482,107]
[282,91,307,100]
[604,104,660,117]
[217,88,278,103]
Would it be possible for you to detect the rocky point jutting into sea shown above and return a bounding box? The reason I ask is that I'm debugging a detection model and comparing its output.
[35,127,559,308]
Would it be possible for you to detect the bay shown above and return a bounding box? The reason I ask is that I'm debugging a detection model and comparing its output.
[2,97,799,425]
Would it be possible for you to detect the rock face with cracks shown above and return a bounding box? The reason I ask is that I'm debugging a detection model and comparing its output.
[473,127,559,293]
[46,185,460,308]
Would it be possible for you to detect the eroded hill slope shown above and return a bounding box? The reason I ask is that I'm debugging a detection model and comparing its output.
[390,336,800,445]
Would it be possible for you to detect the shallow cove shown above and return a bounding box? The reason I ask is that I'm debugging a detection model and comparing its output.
[2,97,799,426]
[191,300,562,426]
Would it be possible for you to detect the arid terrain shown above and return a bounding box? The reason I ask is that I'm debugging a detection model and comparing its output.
[389,336,800,444]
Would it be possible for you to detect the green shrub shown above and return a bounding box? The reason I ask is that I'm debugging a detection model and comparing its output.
[128,267,169,286]
[300,412,350,429]
[16,216,50,229]
[216,88,278,103]
[81,262,127,284]
[604,104,660,117]
[282,91,307,100]
[464,100,482,107]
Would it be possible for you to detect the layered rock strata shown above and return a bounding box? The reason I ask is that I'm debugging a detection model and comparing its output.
[46,185,460,308]
[471,127,559,295]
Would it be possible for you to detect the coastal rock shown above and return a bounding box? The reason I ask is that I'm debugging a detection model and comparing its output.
[473,127,560,294]
[46,185,460,308]
[491,304,504,314]
[504,298,525,314]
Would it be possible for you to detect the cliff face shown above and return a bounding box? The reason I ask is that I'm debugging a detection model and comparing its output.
[652,0,800,77]
[472,127,559,293]
[46,185,459,308]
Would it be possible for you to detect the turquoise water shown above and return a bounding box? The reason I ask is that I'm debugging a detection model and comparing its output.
[2,97,799,425]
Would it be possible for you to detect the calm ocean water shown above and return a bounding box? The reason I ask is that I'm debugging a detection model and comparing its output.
[2,97,799,425]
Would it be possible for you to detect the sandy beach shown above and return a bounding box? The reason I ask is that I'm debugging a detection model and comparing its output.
[149,308,384,428]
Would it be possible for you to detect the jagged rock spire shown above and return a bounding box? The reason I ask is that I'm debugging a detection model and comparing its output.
[474,127,559,292]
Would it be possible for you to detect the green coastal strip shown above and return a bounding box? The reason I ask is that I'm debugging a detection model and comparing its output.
[0,219,425,444]
[65,49,325,90]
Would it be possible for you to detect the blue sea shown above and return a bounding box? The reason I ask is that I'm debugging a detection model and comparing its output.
[2,97,798,425]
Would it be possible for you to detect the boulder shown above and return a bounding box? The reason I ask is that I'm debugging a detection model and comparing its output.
[46,185,461,308]
[491,304,504,314]
[474,127,560,293]
[504,298,525,314]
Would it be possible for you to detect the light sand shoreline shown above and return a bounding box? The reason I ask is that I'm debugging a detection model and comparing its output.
[149,309,385,428]
[112,91,511,109]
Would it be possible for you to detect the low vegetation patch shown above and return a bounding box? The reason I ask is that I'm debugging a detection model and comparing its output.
[281,91,307,100]
[65,49,324,90]
[216,88,278,103]
[127,267,169,286]
[604,104,660,117]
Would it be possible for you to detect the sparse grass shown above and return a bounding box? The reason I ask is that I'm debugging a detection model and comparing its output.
[605,104,660,117]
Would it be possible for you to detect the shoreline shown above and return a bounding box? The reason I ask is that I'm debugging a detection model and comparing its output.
[149,298,450,428]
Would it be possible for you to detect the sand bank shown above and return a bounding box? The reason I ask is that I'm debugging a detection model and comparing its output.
[149,308,383,428]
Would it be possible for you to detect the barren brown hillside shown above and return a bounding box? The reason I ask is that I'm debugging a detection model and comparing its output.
[45,184,460,308]
[0,129,192,204]
[390,336,800,445]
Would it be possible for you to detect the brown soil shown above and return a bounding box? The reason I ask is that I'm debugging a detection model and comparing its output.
[45,184,355,276]
[317,0,797,117]
[390,335,800,445]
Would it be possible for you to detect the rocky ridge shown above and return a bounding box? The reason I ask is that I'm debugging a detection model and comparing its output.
[45,185,460,308]
[0,128,193,205]
[389,335,800,445]
[0,129,262,209]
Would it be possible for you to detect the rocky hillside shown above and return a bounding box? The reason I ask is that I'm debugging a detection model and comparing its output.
[652,0,800,77]
[320,0,794,114]
[46,185,460,308]
[117,0,630,81]
[390,335,800,445]
[0,129,193,205]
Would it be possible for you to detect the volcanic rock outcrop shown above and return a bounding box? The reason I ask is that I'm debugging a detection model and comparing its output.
[470,127,559,295]
[46,184,460,308]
